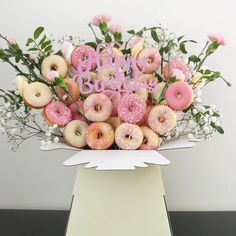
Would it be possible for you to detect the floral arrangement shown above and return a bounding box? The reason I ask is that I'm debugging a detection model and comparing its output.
[0,14,230,151]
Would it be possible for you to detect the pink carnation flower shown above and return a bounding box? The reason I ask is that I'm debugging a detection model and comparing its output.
[7,36,16,45]
[208,33,226,46]
[108,24,122,34]
[164,59,190,81]
[29,52,38,60]
[92,14,112,26]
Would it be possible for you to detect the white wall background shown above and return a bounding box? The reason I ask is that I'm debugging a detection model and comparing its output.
[0,0,235,211]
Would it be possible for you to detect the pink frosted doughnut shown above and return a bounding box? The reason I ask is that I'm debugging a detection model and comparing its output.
[137,48,161,73]
[115,123,143,150]
[69,100,86,121]
[103,90,121,116]
[71,45,97,71]
[147,105,176,135]
[117,94,146,124]
[164,60,190,81]
[44,101,72,127]
[139,126,160,150]
[165,81,194,110]
[83,93,112,122]
[85,122,114,149]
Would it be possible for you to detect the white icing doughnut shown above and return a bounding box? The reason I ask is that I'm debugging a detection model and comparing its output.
[41,55,68,82]
[64,120,88,148]
[23,82,52,109]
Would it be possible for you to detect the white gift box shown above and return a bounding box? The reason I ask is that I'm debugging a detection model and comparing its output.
[40,137,199,236]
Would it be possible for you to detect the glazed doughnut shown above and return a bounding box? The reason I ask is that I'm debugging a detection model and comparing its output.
[165,81,193,110]
[100,47,123,66]
[103,90,121,116]
[61,41,74,65]
[85,122,114,149]
[97,67,124,89]
[69,100,85,121]
[135,87,148,101]
[137,48,161,73]
[164,59,190,81]
[44,101,72,127]
[64,120,88,148]
[23,82,52,109]
[152,82,166,102]
[139,126,160,150]
[115,123,143,150]
[14,75,28,96]
[55,77,80,105]
[78,72,97,97]
[71,45,97,71]
[138,73,157,93]
[117,94,146,124]
[106,116,123,129]
[41,55,68,82]
[130,37,144,58]
[83,93,112,122]
[147,105,177,135]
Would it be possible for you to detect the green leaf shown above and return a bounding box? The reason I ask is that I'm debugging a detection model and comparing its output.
[26,38,34,46]
[85,42,97,49]
[34,26,44,40]
[127,30,135,35]
[41,40,51,49]
[28,47,38,51]
[44,45,52,52]
[178,35,185,41]
[151,30,159,43]
[105,34,112,43]
[114,32,122,42]
[54,76,67,89]
[99,22,108,35]
[189,55,200,63]
[38,35,47,45]
[180,43,187,54]
[206,41,219,55]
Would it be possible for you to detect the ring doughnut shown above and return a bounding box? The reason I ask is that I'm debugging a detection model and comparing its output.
[83,93,112,122]
[106,116,123,129]
[139,126,160,150]
[23,82,52,109]
[115,123,143,150]
[69,100,85,121]
[61,41,74,65]
[165,81,193,110]
[85,122,114,149]
[147,105,177,135]
[71,45,97,71]
[100,47,123,66]
[64,120,88,148]
[137,48,161,73]
[117,94,146,124]
[44,101,72,127]
[41,55,68,82]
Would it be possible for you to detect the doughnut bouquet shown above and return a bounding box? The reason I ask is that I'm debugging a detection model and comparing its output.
[0,14,230,151]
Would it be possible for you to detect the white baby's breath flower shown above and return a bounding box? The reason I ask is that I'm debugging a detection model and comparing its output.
[211,117,217,123]
[54,137,59,143]
[14,90,20,95]
[188,133,194,139]
[195,89,202,97]
[195,97,202,103]
[53,124,58,129]
[209,110,214,116]
[45,131,51,137]
[203,117,209,122]
[215,121,221,126]
[166,135,171,141]
[210,104,216,110]
[10,128,16,135]
[193,109,198,115]
[46,140,52,145]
